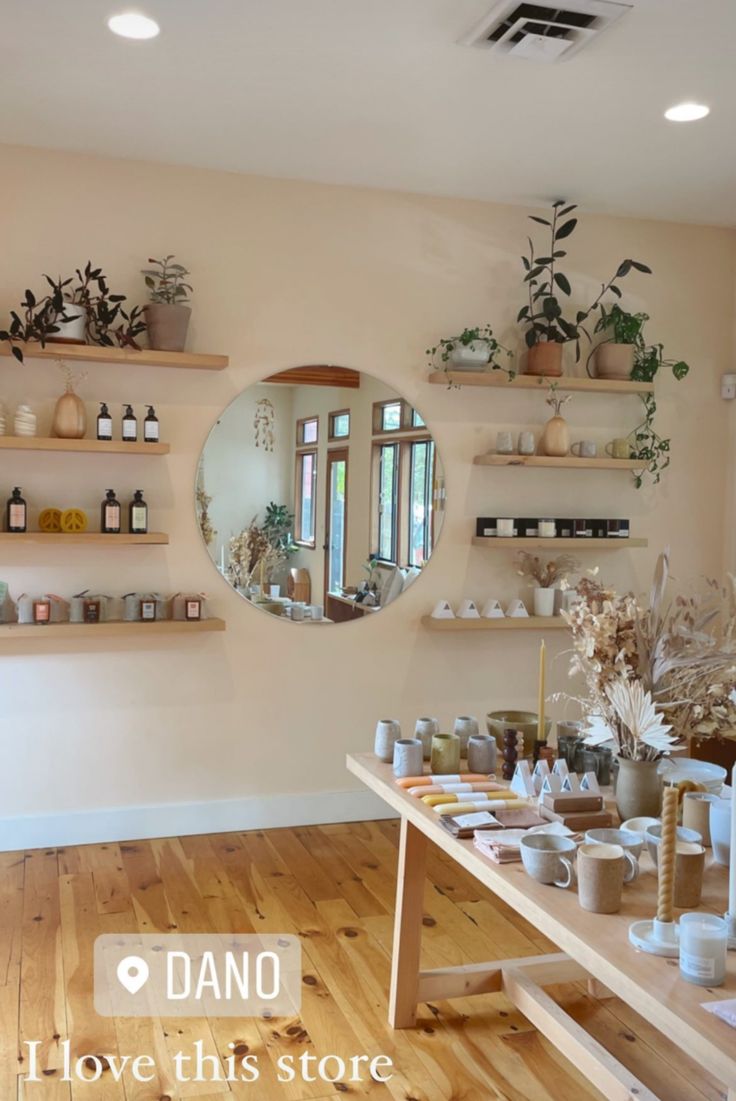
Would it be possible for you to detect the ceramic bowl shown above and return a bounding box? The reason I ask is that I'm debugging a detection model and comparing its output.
[620,816,659,837]
[486,711,552,759]
[645,823,702,865]
[658,757,727,795]
[584,827,644,862]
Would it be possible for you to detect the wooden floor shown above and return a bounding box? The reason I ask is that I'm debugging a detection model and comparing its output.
[0,820,725,1100]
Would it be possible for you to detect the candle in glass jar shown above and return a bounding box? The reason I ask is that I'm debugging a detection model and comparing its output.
[679,913,728,987]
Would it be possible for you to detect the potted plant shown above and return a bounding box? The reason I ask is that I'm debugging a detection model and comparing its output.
[517,201,651,376]
[141,255,192,352]
[44,262,144,347]
[515,551,579,617]
[538,385,571,456]
[426,324,513,378]
[588,304,647,380]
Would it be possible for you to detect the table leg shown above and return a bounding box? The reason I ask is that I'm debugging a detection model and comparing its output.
[389,816,428,1029]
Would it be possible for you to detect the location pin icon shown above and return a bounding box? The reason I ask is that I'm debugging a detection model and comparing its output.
[117,955,149,995]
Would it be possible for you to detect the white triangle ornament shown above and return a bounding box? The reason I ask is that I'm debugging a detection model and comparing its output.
[431,600,455,619]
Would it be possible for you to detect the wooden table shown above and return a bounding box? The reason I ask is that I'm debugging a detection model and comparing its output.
[347,753,736,1101]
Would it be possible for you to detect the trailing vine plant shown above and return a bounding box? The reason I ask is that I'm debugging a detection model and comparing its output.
[425,324,514,387]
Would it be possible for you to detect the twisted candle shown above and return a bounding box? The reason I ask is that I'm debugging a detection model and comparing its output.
[657,785,678,923]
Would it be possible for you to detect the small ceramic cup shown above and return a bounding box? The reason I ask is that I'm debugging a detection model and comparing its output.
[518,431,535,455]
[620,816,660,838]
[584,827,644,863]
[496,430,514,455]
[577,842,637,914]
[393,738,424,779]
[520,834,577,888]
[431,733,460,774]
[605,437,631,459]
[310,605,324,621]
[415,717,440,761]
[467,733,496,774]
[291,604,305,621]
[673,841,706,908]
[453,715,480,757]
[374,719,401,763]
[682,792,718,847]
[571,440,597,458]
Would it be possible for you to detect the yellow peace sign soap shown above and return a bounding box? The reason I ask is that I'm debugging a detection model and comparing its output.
[60,508,89,533]
[38,507,63,533]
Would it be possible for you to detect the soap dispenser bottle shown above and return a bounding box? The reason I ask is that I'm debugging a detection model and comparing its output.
[97,402,113,441]
[129,490,148,535]
[101,489,121,534]
[144,405,160,443]
[122,404,137,442]
[6,487,27,532]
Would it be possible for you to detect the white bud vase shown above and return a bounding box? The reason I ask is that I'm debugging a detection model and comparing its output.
[533,588,556,617]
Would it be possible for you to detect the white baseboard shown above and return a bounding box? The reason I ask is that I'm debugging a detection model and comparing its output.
[0,788,396,852]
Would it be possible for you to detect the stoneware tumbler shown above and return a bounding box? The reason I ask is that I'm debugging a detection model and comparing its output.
[374,719,401,763]
[453,715,480,757]
[431,733,461,775]
[415,717,440,761]
[467,733,496,774]
[682,792,718,847]
[673,842,706,909]
[393,738,423,779]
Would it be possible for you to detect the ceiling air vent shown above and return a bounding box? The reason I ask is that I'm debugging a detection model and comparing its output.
[460,0,632,62]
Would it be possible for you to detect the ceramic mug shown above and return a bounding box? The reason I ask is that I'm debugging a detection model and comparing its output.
[518,431,535,456]
[374,719,401,763]
[682,792,718,847]
[605,438,631,459]
[520,834,576,888]
[496,431,514,455]
[453,715,480,756]
[577,842,637,914]
[571,440,597,458]
[415,717,440,760]
[393,738,424,779]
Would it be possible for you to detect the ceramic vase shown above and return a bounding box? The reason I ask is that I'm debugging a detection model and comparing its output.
[453,715,479,757]
[415,717,440,761]
[374,719,401,763]
[467,734,496,774]
[526,341,563,377]
[393,738,423,779]
[539,415,570,457]
[430,733,460,774]
[52,388,87,439]
[614,756,662,821]
[533,587,556,617]
[144,303,191,352]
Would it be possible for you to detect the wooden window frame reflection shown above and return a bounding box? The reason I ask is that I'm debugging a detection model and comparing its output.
[370,434,435,568]
[295,448,318,548]
[328,409,351,442]
[372,399,427,437]
[296,415,319,447]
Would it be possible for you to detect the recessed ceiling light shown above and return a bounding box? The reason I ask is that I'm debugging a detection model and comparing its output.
[664,102,710,122]
[107,11,160,39]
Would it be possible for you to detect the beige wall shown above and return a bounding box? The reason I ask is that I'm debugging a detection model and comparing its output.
[0,142,734,845]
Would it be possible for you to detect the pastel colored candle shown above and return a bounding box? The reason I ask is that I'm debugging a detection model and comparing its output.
[396,773,489,789]
[408,782,502,797]
[430,733,460,775]
[657,785,678,924]
[422,790,520,808]
[436,798,526,816]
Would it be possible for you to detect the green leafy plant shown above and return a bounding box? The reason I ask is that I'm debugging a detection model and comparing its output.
[142,255,192,305]
[426,324,514,383]
[262,502,297,557]
[594,307,689,487]
[518,201,652,360]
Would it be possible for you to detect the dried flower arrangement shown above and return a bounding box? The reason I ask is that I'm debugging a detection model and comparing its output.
[560,550,736,759]
[196,485,215,546]
[545,387,572,417]
[226,504,296,590]
[516,551,579,589]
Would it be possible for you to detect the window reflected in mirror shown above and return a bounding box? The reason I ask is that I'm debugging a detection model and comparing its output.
[197,366,445,624]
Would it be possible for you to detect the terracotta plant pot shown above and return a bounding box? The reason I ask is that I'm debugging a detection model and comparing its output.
[52,390,87,439]
[594,342,635,380]
[144,303,191,352]
[615,757,662,822]
[539,414,569,457]
[526,342,563,377]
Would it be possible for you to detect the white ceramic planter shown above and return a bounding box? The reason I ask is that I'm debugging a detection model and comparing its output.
[450,340,491,370]
[48,303,87,343]
[533,587,556,617]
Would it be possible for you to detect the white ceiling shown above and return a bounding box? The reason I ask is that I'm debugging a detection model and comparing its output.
[2,0,735,224]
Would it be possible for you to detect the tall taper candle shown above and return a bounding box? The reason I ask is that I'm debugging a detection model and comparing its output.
[537,639,546,743]
[729,764,736,917]
[657,785,678,924]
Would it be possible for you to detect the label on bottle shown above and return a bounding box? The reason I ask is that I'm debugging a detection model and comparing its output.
[98,417,112,438]
[186,600,202,620]
[144,422,159,442]
[105,505,120,529]
[132,506,147,530]
[33,601,50,623]
[123,420,137,439]
[680,952,716,980]
[9,504,25,527]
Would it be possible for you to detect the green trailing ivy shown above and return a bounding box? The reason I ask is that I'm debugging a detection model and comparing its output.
[425,324,514,386]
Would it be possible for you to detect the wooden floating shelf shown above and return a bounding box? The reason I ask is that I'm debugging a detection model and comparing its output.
[0,532,169,545]
[0,343,228,372]
[0,436,169,456]
[0,618,226,642]
[472,536,648,550]
[474,453,641,471]
[428,370,653,395]
[422,615,567,632]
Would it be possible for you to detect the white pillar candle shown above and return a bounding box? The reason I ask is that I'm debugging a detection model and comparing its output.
[730,764,736,917]
[679,913,728,987]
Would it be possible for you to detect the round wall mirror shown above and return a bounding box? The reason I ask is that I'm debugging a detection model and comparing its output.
[197,365,445,624]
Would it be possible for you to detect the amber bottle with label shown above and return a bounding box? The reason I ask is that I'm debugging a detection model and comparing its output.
[101,489,121,534]
[6,487,27,532]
